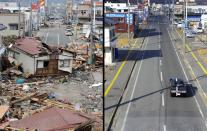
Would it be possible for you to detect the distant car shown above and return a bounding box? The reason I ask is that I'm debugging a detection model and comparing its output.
[186,31,195,38]
[169,78,192,97]
[197,27,203,33]
[177,22,183,28]
[173,21,178,25]
[40,23,44,26]
[65,30,73,36]
[66,27,74,31]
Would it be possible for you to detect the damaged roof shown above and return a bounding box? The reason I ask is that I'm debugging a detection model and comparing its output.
[14,37,43,55]
[9,107,92,130]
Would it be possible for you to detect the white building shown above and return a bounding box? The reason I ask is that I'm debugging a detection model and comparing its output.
[0,2,40,34]
[0,2,17,9]
[8,37,74,76]
[105,2,137,13]
[187,5,207,14]
[104,25,116,66]
[0,13,26,36]
[201,14,207,30]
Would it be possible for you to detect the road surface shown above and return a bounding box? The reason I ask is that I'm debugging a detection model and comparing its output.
[106,14,207,131]
[36,23,71,47]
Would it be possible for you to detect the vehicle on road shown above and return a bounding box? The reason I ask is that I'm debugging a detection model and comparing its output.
[186,30,195,38]
[177,22,183,28]
[65,29,73,36]
[196,27,203,33]
[169,78,192,97]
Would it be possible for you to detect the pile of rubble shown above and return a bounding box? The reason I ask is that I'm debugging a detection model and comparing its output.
[65,43,103,71]
[0,71,103,130]
[0,41,103,130]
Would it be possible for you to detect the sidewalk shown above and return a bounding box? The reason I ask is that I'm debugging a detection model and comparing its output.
[104,24,147,130]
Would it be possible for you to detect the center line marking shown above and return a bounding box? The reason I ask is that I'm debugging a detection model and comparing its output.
[160,71,163,81]
[160,60,162,66]
[120,33,149,131]
[163,124,166,131]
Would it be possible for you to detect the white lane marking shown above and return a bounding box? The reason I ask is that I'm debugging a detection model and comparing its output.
[194,96,205,118]
[120,31,150,131]
[205,120,207,127]
[160,60,162,66]
[167,29,207,125]
[121,18,156,131]
[58,34,60,46]
[162,92,165,107]
[163,124,166,131]
[45,32,49,43]
[160,71,163,81]
[174,29,207,98]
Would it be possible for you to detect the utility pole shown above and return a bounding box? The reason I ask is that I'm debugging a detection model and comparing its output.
[29,0,33,37]
[18,0,21,37]
[172,0,174,30]
[93,1,96,31]
[88,0,95,64]
[128,0,130,46]
[183,0,187,53]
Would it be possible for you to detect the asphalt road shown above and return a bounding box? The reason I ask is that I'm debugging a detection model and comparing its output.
[109,15,207,131]
[36,24,71,47]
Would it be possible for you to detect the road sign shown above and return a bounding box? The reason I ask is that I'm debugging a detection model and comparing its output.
[126,14,133,24]
[105,13,125,18]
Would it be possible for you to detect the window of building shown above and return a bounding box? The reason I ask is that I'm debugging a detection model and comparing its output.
[37,60,49,68]
[9,24,18,30]
[81,10,87,15]
[43,61,49,67]
[117,18,124,23]
[37,61,43,68]
[96,10,102,16]
[59,60,70,67]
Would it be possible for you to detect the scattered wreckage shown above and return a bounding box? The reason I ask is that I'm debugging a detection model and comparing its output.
[0,36,103,130]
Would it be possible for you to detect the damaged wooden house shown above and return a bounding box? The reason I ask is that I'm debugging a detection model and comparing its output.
[7,37,74,76]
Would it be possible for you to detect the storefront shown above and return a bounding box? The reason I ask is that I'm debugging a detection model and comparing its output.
[105,13,138,33]
[187,15,201,29]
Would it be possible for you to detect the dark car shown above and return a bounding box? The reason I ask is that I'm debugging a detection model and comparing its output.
[169,78,192,97]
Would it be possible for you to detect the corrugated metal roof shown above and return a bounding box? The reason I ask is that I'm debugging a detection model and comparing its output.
[14,37,42,55]
[9,107,91,130]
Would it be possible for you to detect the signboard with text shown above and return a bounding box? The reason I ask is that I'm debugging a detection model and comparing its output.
[126,14,133,24]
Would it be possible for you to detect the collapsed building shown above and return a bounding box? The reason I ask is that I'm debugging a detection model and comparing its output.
[6,37,74,76]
